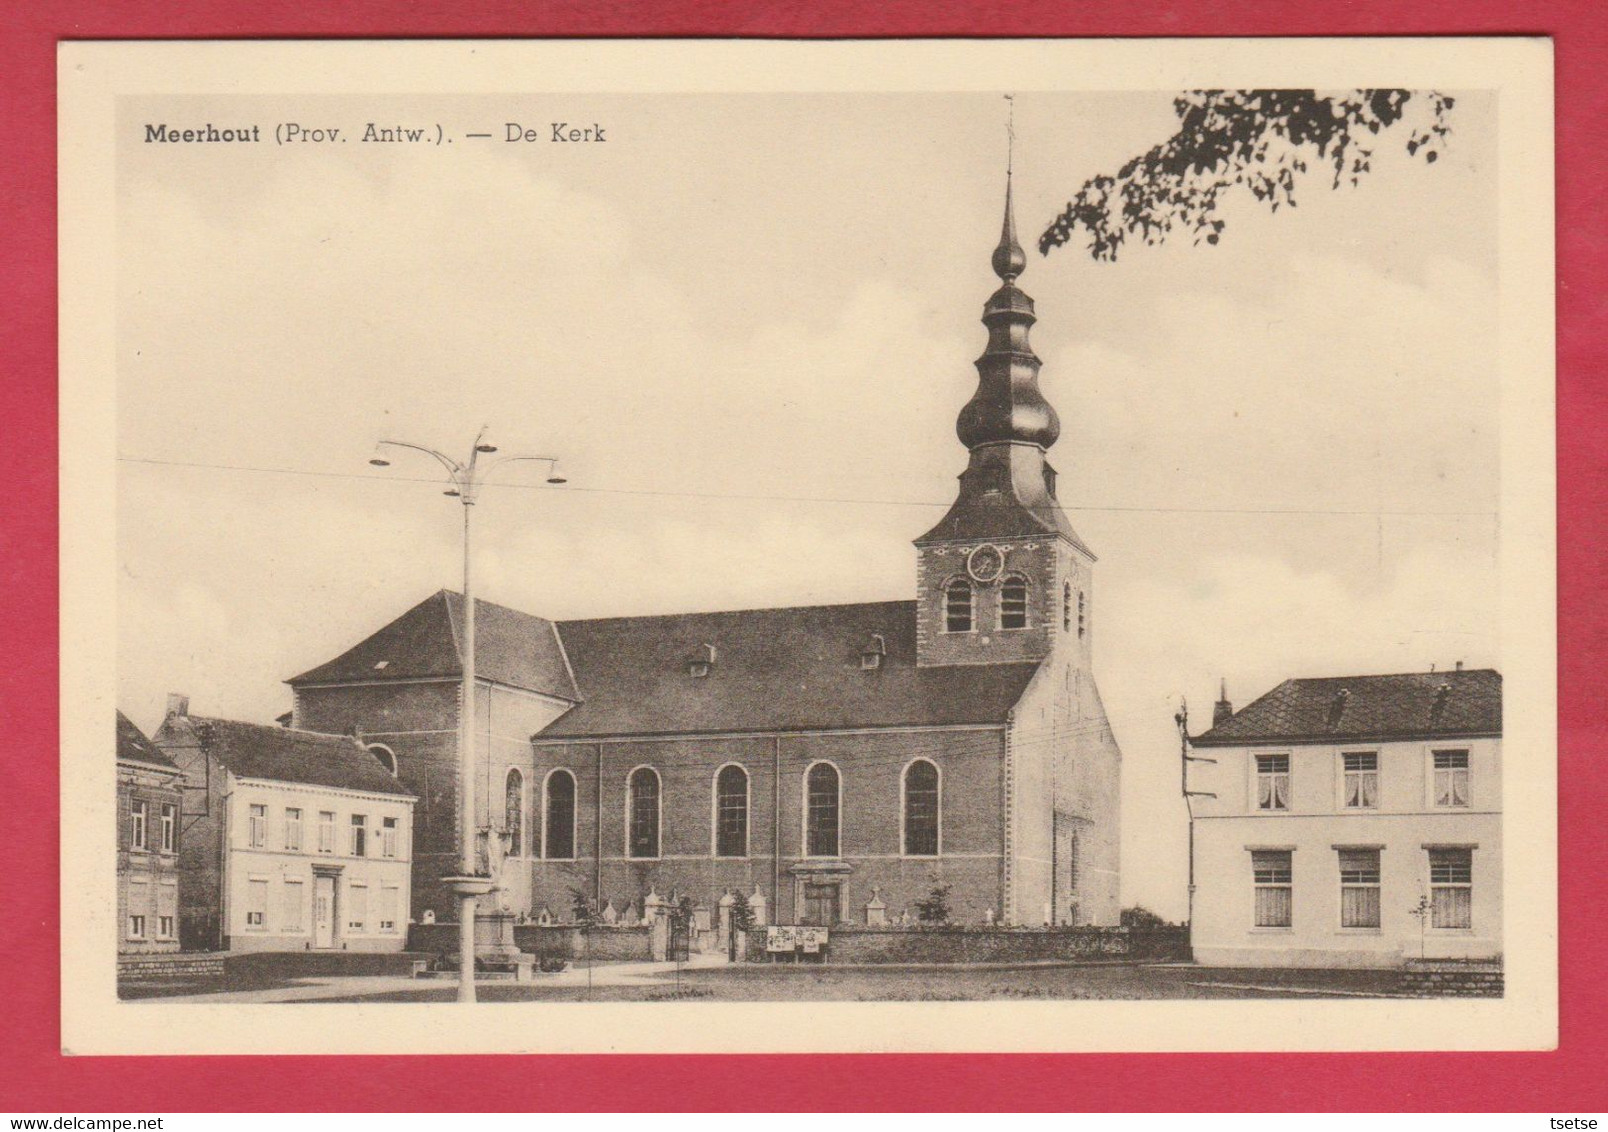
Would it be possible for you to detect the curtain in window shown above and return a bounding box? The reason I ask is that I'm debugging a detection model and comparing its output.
[1435,768,1469,806]
[1432,886,1472,929]
[903,760,939,856]
[1258,773,1288,809]
[1254,886,1292,928]
[806,763,840,857]
[1345,772,1378,807]
[545,770,576,859]
[628,768,660,858]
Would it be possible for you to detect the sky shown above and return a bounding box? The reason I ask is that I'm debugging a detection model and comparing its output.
[115,91,1499,919]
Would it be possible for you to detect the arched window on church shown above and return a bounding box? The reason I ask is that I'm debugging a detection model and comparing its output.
[1000,574,1029,630]
[368,743,397,777]
[805,762,840,858]
[944,578,973,633]
[1063,581,1073,632]
[504,769,524,857]
[627,767,661,859]
[903,759,940,857]
[714,764,749,858]
[543,768,576,860]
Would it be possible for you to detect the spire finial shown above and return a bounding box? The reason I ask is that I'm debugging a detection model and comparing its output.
[992,96,1027,283]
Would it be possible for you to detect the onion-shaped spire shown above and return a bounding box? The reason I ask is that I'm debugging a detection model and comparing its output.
[955,174,1060,451]
[991,174,1028,283]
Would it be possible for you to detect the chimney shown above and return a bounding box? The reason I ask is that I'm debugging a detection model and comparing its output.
[1212,679,1234,727]
[165,693,189,719]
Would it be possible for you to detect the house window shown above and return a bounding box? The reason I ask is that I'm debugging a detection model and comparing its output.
[1339,848,1381,928]
[903,759,940,857]
[1429,848,1473,929]
[130,800,148,851]
[944,579,973,633]
[347,883,368,933]
[282,878,305,932]
[246,878,268,929]
[381,816,399,858]
[248,803,267,848]
[350,814,367,857]
[627,767,660,859]
[317,811,335,853]
[1433,750,1470,808]
[805,762,840,858]
[157,880,177,938]
[1343,753,1378,809]
[284,807,303,852]
[1063,581,1073,631]
[159,803,176,853]
[128,914,146,938]
[999,575,1029,630]
[714,765,748,858]
[504,769,524,856]
[1251,850,1293,928]
[544,769,576,859]
[379,886,400,933]
[1255,754,1289,811]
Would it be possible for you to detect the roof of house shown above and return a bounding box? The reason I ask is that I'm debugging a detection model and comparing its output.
[166,715,415,797]
[287,590,578,701]
[539,599,1040,739]
[117,710,179,771]
[1191,668,1502,747]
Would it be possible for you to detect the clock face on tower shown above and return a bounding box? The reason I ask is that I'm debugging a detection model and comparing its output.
[966,544,1005,584]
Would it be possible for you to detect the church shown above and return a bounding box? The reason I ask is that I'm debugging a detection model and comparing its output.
[286,178,1123,931]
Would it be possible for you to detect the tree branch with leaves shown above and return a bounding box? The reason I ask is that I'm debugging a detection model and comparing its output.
[1039,89,1455,261]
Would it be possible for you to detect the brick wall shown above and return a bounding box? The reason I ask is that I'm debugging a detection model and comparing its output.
[1402,959,1503,997]
[526,726,1009,926]
[743,925,1188,964]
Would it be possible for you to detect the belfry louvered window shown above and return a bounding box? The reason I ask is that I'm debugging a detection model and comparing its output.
[903,760,940,857]
[1000,575,1029,629]
[806,763,840,857]
[627,768,660,859]
[945,579,973,633]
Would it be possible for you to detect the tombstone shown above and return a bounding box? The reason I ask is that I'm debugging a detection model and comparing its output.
[536,905,554,927]
[600,900,619,926]
[749,885,768,927]
[421,909,436,925]
[644,889,671,961]
[864,886,887,927]
[620,900,638,926]
[984,908,995,927]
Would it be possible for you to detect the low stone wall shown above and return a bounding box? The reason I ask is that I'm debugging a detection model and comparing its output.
[743,925,1189,965]
[1402,959,1503,997]
[117,953,226,982]
[408,921,652,963]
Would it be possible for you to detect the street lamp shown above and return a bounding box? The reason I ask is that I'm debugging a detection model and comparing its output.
[369,427,564,1003]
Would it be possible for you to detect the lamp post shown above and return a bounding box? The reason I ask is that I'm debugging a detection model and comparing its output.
[369,427,564,1003]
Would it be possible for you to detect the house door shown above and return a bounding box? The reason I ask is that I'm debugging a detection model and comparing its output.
[803,882,839,927]
[313,875,335,948]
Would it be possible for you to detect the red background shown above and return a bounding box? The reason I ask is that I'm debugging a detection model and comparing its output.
[2,0,1602,1112]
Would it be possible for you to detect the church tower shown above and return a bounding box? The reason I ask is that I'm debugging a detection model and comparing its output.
[915,174,1096,669]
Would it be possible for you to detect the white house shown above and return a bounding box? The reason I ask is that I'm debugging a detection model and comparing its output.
[156,697,417,953]
[1187,668,1501,968]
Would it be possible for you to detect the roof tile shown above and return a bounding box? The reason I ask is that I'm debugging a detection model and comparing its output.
[1193,669,1501,746]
